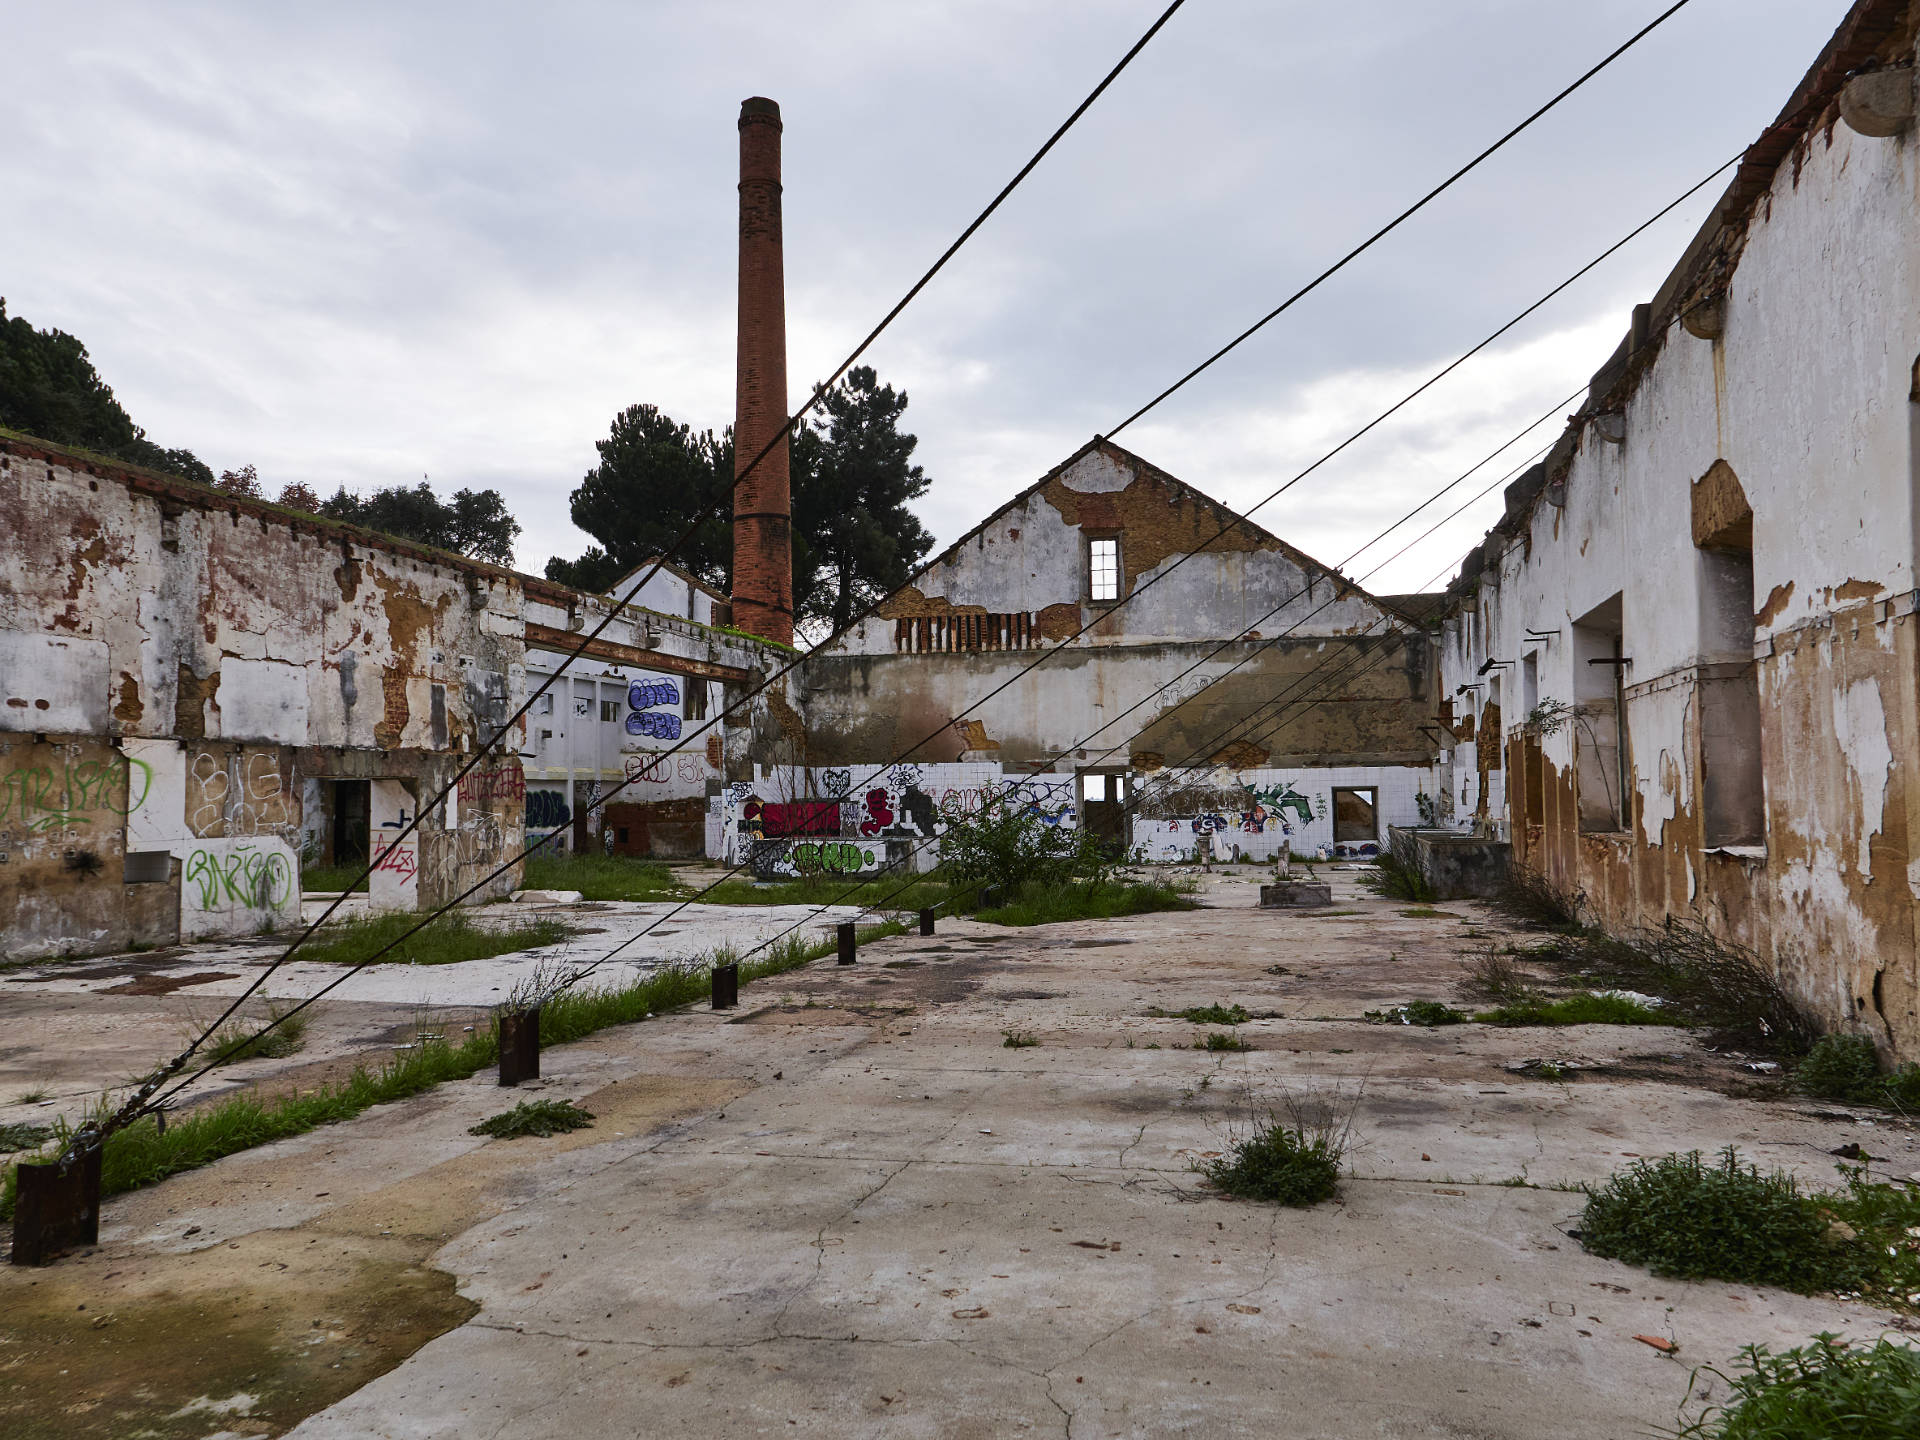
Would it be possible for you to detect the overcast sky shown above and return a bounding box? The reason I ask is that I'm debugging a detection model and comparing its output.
[3,1,1854,596]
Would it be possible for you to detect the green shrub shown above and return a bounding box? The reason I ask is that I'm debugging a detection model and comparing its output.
[1199,1119,1342,1206]
[1579,1148,1836,1290]
[1201,1032,1252,1052]
[469,1099,594,1139]
[298,861,367,894]
[940,784,1113,898]
[204,1001,309,1063]
[698,873,952,912]
[1792,1033,1920,1110]
[1002,1030,1039,1049]
[1676,1335,1920,1439]
[1478,991,1667,1027]
[0,1122,52,1153]
[975,877,1196,927]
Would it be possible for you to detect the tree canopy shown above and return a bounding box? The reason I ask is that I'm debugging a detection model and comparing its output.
[0,297,213,483]
[321,481,522,567]
[547,366,934,637]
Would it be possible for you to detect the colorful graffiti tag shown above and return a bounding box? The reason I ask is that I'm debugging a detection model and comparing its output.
[0,752,152,834]
[626,710,683,740]
[183,843,294,911]
[628,678,681,711]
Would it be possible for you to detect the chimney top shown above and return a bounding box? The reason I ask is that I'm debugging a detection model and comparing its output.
[739,96,782,130]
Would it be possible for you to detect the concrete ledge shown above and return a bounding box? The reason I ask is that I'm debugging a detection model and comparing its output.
[1260,881,1332,909]
[1389,826,1510,900]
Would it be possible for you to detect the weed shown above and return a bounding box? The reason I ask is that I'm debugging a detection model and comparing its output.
[1366,1001,1467,1027]
[1002,1030,1040,1049]
[13,1089,50,1105]
[1675,1335,1920,1439]
[1198,1088,1351,1206]
[0,1122,52,1152]
[0,918,909,1217]
[1361,853,1436,903]
[1493,1174,1537,1189]
[1580,1148,1832,1289]
[974,877,1197,927]
[1162,1003,1252,1026]
[1201,1032,1252,1052]
[522,852,680,901]
[700,873,953,912]
[1534,1061,1567,1081]
[298,861,369,894]
[1462,944,1533,1003]
[1477,992,1668,1027]
[297,911,575,967]
[1791,1033,1920,1110]
[468,1099,595,1139]
[1579,1147,1920,1305]
[1492,867,1584,928]
[204,1000,310,1064]
[1398,907,1450,918]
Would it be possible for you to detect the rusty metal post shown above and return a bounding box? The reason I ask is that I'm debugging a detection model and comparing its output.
[837,921,856,965]
[919,908,936,937]
[10,1141,102,1266]
[497,1006,542,1086]
[712,962,739,1009]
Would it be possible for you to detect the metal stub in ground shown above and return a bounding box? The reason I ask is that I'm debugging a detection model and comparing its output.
[497,1006,542,1087]
[712,962,739,1010]
[837,921,856,965]
[10,1142,103,1266]
[919,908,936,937]
[1259,881,1333,909]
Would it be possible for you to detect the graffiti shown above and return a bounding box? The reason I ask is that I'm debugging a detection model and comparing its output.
[626,710,683,740]
[378,805,414,831]
[526,789,571,829]
[1005,778,1075,827]
[1246,782,1316,827]
[887,763,923,793]
[184,844,293,911]
[1191,813,1232,835]
[628,678,681,711]
[573,697,592,718]
[626,753,671,785]
[790,840,879,875]
[458,764,526,804]
[858,787,894,837]
[372,838,420,884]
[898,786,938,837]
[0,752,152,834]
[822,767,852,800]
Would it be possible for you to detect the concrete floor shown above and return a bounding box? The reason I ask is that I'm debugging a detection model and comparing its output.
[4,869,1915,1438]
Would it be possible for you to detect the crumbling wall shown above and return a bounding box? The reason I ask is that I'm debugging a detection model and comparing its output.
[1432,11,1920,1056]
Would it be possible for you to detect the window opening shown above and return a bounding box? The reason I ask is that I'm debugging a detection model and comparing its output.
[1089,538,1120,602]
[1331,788,1377,843]
[1572,595,1628,832]
[1698,530,1763,846]
[600,699,619,723]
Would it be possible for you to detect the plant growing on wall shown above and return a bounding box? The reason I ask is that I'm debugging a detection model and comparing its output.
[1521,697,1577,737]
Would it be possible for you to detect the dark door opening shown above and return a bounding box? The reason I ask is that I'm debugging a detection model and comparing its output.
[330,780,371,867]
[1331,787,1377,844]
[1078,771,1130,850]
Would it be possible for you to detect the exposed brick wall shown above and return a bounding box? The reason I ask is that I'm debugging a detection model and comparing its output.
[732,96,793,646]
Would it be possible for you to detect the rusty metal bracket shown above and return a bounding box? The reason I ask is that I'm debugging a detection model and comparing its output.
[497,1007,542,1086]
[10,1142,103,1266]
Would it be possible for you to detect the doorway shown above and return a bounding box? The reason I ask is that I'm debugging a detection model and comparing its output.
[329,780,370,867]
[1078,771,1130,850]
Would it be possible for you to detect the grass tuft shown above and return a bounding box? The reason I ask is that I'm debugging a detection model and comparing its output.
[1163,1003,1251,1026]
[1199,1090,1350,1206]
[1360,852,1436,903]
[1002,1030,1039,1049]
[1365,1000,1467,1027]
[1,917,908,1219]
[1477,992,1668,1027]
[522,852,680,901]
[1201,1032,1252,1052]
[1676,1335,1920,1439]
[1461,944,1534,1003]
[1792,1032,1920,1111]
[468,1098,595,1139]
[974,877,1197,927]
[298,861,367,894]
[204,1001,309,1063]
[296,910,575,967]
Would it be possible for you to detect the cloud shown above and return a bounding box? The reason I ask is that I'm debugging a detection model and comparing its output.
[0,0,1856,588]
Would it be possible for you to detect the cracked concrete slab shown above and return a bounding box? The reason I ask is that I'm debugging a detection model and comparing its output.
[5,870,1915,1437]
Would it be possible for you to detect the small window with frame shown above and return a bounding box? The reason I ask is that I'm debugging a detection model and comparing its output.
[1089,536,1121,602]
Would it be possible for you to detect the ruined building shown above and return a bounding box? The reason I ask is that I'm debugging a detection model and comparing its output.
[1436,0,1920,1056]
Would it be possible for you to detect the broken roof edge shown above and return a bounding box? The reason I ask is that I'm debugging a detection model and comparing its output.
[807,433,1410,653]
[0,424,779,655]
[603,553,731,607]
[1434,0,1913,613]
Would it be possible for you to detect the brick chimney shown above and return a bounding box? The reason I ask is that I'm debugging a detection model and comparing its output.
[731,96,793,646]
